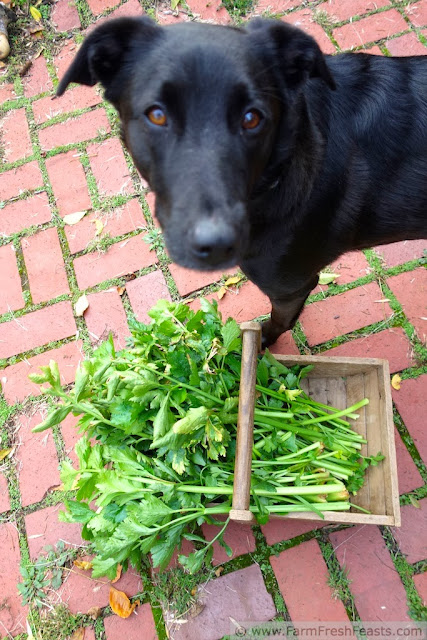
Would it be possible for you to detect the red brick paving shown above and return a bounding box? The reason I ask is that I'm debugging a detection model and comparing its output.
[54,39,79,81]
[0,523,28,637]
[51,0,81,31]
[252,0,300,15]
[318,250,371,287]
[186,0,230,23]
[33,86,102,124]
[54,556,143,614]
[330,526,412,621]
[406,1,427,27]
[262,518,324,546]
[126,270,172,322]
[171,564,276,640]
[301,282,393,346]
[73,234,155,289]
[0,473,10,512]
[212,280,271,323]
[0,244,25,314]
[322,0,391,23]
[376,240,427,268]
[394,428,424,495]
[46,150,92,217]
[87,0,120,16]
[22,56,53,98]
[0,301,76,359]
[65,199,145,254]
[25,503,86,559]
[85,288,131,349]
[104,603,158,640]
[0,3,426,637]
[386,32,427,56]
[39,109,111,151]
[0,161,43,201]
[0,83,16,103]
[16,412,61,507]
[387,268,427,345]
[271,538,349,621]
[0,108,33,164]
[334,10,409,49]
[324,327,415,373]
[0,340,83,404]
[0,192,52,236]
[282,9,336,53]
[22,227,70,303]
[413,573,427,606]
[391,500,427,564]
[168,262,224,296]
[393,376,427,464]
[88,138,134,196]
[201,518,256,564]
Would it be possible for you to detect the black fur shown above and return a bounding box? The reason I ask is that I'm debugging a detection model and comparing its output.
[57,17,427,346]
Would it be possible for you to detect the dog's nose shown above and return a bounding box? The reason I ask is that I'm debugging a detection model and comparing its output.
[190,219,237,265]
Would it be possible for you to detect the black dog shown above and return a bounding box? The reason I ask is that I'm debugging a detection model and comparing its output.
[57,17,427,346]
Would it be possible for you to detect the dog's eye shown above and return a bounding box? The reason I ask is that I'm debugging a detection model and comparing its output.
[146,106,167,127]
[242,110,262,130]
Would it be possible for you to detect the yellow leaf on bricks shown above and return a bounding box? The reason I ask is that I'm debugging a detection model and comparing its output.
[109,586,139,618]
[70,628,85,640]
[223,275,242,286]
[0,448,13,461]
[318,272,340,285]
[75,294,89,317]
[391,374,401,390]
[217,286,227,300]
[63,211,86,225]
[94,219,104,236]
[73,559,93,571]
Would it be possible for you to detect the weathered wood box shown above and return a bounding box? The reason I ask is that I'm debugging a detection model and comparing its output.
[230,323,401,527]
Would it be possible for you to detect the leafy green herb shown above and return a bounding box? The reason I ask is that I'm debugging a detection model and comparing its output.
[30,300,382,577]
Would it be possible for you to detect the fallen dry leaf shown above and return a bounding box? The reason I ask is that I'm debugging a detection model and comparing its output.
[73,559,93,571]
[214,566,224,577]
[190,587,198,596]
[0,448,13,461]
[93,219,104,235]
[75,294,89,317]
[87,606,102,620]
[111,564,122,583]
[391,374,401,390]
[318,272,340,285]
[223,275,242,287]
[63,211,86,225]
[70,628,85,640]
[109,586,139,618]
[217,286,227,300]
[409,494,420,509]
[186,601,205,619]
[116,286,125,296]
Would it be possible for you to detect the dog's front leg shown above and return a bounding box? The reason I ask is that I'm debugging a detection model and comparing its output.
[261,275,319,349]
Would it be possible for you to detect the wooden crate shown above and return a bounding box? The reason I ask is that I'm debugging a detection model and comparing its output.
[269,354,400,526]
[231,326,401,527]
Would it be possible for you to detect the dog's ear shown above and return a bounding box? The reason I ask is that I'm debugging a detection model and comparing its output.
[247,18,335,90]
[56,16,160,101]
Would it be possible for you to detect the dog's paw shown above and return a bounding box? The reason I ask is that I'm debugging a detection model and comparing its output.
[260,319,280,350]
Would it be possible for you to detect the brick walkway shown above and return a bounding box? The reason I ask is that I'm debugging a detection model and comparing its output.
[0,0,426,638]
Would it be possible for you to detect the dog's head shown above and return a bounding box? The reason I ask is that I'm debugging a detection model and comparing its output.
[57,17,334,270]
